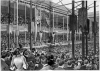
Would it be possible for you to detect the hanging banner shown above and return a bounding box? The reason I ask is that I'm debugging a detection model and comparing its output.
[46,17,50,26]
[6,24,13,34]
[35,5,39,41]
[41,9,50,26]
[39,31,43,42]
[39,32,42,39]
[84,19,90,34]
[35,23,37,42]
[28,22,31,32]
[92,22,98,34]
[16,30,19,36]
[36,6,41,25]
[9,25,13,34]
[45,10,50,26]
[78,7,87,29]
[69,15,77,31]
[31,22,34,33]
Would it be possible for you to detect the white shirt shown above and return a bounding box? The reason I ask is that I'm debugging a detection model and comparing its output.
[10,55,28,71]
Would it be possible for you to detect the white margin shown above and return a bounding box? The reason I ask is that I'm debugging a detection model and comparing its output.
[0,0,1,70]
[98,0,100,70]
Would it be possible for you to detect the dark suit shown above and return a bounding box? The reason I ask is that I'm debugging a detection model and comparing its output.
[1,59,9,71]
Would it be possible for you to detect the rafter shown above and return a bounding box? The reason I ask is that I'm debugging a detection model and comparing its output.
[88,3,94,7]
[59,0,71,13]
[52,0,63,7]
[88,5,99,10]
[55,1,82,7]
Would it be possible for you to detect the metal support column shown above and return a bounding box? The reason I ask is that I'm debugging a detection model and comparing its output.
[16,0,19,48]
[53,8,54,43]
[94,1,96,55]
[30,0,32,50]
[8,0,10,50]
[86,1,88,56]
[48,1,53,54]
[40,5,42,42]
[72,0,75,58]
[75,30,76,41]
[25,1,26,44]
[14,1,15,43]
[67,16,69,41]
[82,1,85,58]
[63,16,64,43]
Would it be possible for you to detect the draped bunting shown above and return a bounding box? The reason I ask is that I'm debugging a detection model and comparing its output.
[41,9,49,26]
[39,31,43,42]
[84,19,90,34]
[35,5,41,42]
[69,15,77,31]
[78,7,87,29]
[92,22,98,34]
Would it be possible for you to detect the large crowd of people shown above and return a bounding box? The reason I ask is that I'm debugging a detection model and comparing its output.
[1,42,99,71]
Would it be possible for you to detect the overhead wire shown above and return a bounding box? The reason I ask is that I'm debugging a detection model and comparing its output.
[52,0,63,7]
[88,3,94,7]
[55,1,82,7]
[70,3,82,11]
[75,2,82,8]
[88,5,99,10]
[59,0,71,14]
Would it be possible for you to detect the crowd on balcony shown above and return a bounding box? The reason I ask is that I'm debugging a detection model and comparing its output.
[1,13,31,25]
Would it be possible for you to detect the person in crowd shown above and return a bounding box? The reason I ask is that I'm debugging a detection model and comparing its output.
[80,61,86,70]
[41,55,55,70]
[23,49,35,70]
[54,56,60,68]
[35,54,43,70]
[10,48,28,71]
[73,59,81,70]
[1,51,10,71]
[4,51,12,67]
